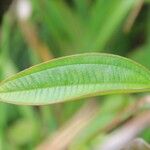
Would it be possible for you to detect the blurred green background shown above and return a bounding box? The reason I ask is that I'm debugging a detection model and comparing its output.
[0,0,150,149]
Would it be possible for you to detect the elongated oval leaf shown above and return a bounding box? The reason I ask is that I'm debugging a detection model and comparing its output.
[0,53,150,105]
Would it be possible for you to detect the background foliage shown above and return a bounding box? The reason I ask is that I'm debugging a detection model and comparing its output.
[0,0,150,149]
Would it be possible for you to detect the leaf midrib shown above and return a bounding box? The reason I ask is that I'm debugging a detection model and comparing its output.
[0,82,150,94]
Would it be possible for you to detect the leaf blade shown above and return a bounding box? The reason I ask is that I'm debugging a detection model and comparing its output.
[0,53,150,105]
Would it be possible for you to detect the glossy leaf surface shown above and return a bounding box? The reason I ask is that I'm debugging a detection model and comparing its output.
[0,53,150,105]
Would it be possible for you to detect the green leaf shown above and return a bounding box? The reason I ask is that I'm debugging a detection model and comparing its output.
[84,0,136,51]
[0,53,150,105]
